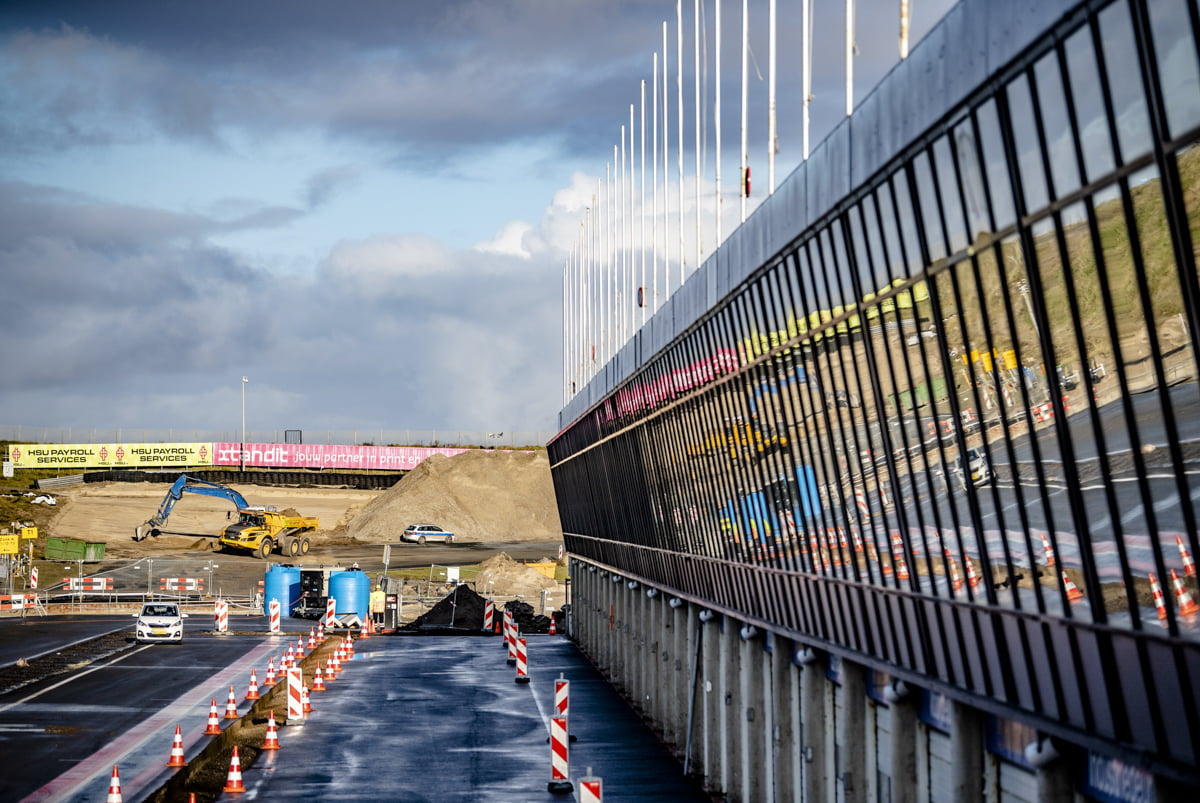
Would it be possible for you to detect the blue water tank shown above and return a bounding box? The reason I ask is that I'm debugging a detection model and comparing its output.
[264,564,302,615]
[329,570,370,616]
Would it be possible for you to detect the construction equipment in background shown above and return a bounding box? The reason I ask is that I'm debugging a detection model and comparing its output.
[134,475,263,541]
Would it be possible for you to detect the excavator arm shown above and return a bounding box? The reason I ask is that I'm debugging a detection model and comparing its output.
[134,475,251,541]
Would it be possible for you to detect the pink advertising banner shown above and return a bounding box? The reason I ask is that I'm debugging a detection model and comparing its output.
[212,443,476,471]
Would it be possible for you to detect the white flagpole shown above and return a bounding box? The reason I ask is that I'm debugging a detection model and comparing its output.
[846,0,855,117]
[652,53,659,315]
[802,0,811,160]
[715,0,722,248]
[740,0,748,224]
[619,129,626,344]
[900,0,911,59]
[769,0,777,194]
[693,0,702,270]
[662,21,670,304]
[629,105,635,334]
[677,1,685,286]
[608,157,615,359]
[640,79,647,327]
[562,260,568,403]
[599,177,606,366]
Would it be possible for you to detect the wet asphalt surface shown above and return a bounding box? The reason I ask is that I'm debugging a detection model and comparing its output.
[0,616,710,802]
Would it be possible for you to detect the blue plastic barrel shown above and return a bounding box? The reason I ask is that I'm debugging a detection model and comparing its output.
[264,564,302,615]
[329,570,370,616]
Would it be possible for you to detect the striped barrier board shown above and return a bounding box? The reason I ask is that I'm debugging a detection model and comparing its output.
[159,577,205,591]
[0,594,38,610]
[287,667,304,723]
[67,577,113,591]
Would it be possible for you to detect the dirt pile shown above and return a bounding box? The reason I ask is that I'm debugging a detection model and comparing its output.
[473,551,560,599]
[343,450,562,543]
[402,585,556,634]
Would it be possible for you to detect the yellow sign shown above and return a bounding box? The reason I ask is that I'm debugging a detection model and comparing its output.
[8,443,215,469]
[0,534,19,555]
[20,527,37,540]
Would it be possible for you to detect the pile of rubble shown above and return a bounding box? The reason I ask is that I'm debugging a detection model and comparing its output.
[401,585,556,634]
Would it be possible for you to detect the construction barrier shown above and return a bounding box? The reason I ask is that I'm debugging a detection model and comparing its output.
[515,637,531,684]
[159,577,204,592]
[269,599,281,634]
[67,577,113,592]
[578,768,603,803]
[214,599,229,634]
[324,597,337,630]
[547,716,573,794]
[0,594,38,610]
[483,599,494,631]
[554,675,569,719]
[287,667,305,723]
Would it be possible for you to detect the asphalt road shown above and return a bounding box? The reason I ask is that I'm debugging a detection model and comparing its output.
[0,619,709,802]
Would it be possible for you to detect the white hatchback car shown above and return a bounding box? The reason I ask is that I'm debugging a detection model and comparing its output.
[134,602,187,644]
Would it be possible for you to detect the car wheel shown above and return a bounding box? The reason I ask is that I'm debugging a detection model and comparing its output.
[258,539,273,560]
[417,535,426,545]
[299,536,311,555]
[446,535,454,544]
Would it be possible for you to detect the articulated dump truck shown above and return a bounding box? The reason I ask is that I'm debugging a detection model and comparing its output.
[218,509,320,559]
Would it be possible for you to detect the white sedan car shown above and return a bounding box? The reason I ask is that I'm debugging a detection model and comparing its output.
[133,602,187,644]
[401,524,455,544]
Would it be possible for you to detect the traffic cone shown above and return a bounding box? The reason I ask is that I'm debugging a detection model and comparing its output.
[360,617,370,639]
[965,555,981,588]
[302,684,313,713]
[1061,570,1084,602]
[891,534,910,580]
[245,669,260,701]
[1170,568,1199,616]
[312,664,327,691]
[308,628,317,650]
[325,656,337,681]
[222,746,246,793]
[945,550,963,591]
[224,685,239,719]
[1039,531,1055,566]
[317,623,325,642]
[1178,535,1197,578]
[549,618,557,635]
[294,639,305,661]
[204,698,222,734]
[1150,572,1169,619]
[166,724,187,767]
[263,657,277,687]
[107,765,123,803]
[262,711,280,750]
[345,636,355,657]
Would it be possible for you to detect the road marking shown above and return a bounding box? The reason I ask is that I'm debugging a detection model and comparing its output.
[19,638,278,803]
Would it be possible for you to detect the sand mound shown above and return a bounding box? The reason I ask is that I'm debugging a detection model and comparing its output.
[344,450,562,543]
[473,551,560,598]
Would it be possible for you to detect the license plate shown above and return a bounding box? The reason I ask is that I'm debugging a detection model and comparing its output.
[151,628,167,636]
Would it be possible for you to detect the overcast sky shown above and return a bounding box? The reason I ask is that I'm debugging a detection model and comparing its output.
[0,0,954,439]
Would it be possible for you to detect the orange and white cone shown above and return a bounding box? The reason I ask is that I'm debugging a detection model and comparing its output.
[1170,568,1199,616]
[107,765,123,803]
[245,670,260,701]
[891,534,910,580]
[325,656,337,681]
[944,550,963,591]
[302,684,313,713]
[965,554,982,588]
[317,623,325,642]
[312,665,327,691]
[1178,535,1197,578]
[1151,572,1169,619]
[345,636,355,657]
[262,711,280,750]
[1061,570,1084,602]
[1039,532,1055,566]
[308,628,317,650]
[360,617,370,639]
[549,618,557,635]
[204,698,222,734]
[223,685,239,719]
[263,657,277,687]
[166,724,187,767]
[222,746,246,794]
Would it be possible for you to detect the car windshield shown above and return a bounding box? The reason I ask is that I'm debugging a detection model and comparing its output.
[143,605,176,617]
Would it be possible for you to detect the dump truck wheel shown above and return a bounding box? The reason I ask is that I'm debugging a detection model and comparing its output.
[299,536,311,555]
[285,537,301,557]
[258,539,273,560]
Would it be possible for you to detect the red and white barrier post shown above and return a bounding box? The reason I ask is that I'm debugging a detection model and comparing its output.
[578,767,603,802]
[483,599,494,632]
[324,597,337,631]
[554,673,569,719]
[268,599,281,634]
[286,667,305,724]
[515,637,531,684]
[547,716,574,794]
[214,599,229,634]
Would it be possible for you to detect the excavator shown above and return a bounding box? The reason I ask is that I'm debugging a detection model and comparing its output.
[134,475,258,541]
[133,475,319,558]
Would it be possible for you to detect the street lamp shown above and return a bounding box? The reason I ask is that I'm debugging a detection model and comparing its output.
[240,376,248,472]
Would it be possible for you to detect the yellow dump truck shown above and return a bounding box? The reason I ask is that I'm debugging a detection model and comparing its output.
[218,509,320,559]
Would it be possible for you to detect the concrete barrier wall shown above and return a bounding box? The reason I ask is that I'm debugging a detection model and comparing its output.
[567,557,1171,803]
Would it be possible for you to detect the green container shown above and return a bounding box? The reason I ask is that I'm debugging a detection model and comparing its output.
[44,537,106,562]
